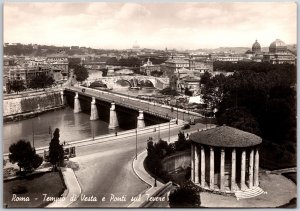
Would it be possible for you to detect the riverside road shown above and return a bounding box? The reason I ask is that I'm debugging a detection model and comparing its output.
[68,123,209,207]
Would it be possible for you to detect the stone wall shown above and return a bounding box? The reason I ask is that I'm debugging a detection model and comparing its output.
[3,91,62,117]
[162,151,191,173]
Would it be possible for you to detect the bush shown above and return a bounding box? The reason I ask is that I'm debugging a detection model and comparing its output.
[169,186,200,208]
[12,185,28,194]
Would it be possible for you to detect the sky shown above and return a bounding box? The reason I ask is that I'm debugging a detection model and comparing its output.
[3,2,297,50]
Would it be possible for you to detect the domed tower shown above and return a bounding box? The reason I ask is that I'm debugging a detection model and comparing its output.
[252,40,261,54]
[269,39,287,53]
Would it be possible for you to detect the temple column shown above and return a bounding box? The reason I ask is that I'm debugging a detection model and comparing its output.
[108,102,119,129]
[137,110,145,128]
[60,90,66,105]
[200,146,205,187]
[209,147,214,189]
[248,149,254,188]
[231,148,236,191]
[191,144,195,182]
[74,92,81,113]
[195,145,200,184]
[90,97,99,120]
[241,149,246,190]
[220,148,225,191]
[254,148,259,187]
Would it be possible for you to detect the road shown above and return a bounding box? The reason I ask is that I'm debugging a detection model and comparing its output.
[68,123,209,207]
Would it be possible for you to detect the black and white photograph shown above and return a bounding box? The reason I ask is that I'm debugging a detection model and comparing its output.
[2,1,297,208]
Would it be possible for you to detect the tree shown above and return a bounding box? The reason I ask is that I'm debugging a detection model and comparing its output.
[49,128,64,170]
[169,186,200,208]
[175,131,190,151]
[68,57,81,69]
[73,65,89,83]
[200,71,212,86]
[159,87,179,96]
[9,140,43,172]
[10,80,25,94]
[28,73,54,89]
[106,57,119,66]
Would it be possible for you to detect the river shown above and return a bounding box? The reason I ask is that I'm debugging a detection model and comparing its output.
[3,107,122,153]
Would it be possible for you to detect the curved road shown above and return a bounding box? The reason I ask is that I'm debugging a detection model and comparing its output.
[68,123,208,208]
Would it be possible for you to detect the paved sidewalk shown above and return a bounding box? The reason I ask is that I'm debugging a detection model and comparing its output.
[129,150,164,207]
[46,167,81,208]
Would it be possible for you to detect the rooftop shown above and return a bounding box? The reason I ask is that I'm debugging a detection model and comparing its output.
[190,125,262,148]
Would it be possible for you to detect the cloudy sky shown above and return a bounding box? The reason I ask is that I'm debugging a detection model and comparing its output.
[4,2,297,50]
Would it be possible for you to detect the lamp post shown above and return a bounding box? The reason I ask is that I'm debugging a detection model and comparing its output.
[154,167,157,187]
[32,120,35,148]
[176,100,179,125]
[135,128,138,160]
[168,120,171,143]
[158,123,160,140]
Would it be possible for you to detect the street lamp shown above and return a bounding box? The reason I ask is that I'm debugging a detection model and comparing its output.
[32,120,35,148]
[135,128,138,160]
[169,120,171,143]
[154,167,157,187]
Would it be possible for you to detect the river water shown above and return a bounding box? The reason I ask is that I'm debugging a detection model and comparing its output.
[3,107,118,153]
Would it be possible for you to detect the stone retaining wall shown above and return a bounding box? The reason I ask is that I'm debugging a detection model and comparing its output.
[162,151,191,173]
[3,91,62,117]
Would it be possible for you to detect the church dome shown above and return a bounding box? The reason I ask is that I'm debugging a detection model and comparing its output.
[252,40,261,53]
[269,39,287,53]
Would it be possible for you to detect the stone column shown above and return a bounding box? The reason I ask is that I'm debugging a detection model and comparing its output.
[209,147,215,189]
[248,149,254,188]
[254,148,259,187]
[241,150,246,190]
[108,102,119,129]
[137,110,145,128]
[60,90,66,105]
[220,148,225,191]
[231,148,236,191]
[200,146,205,187]
[90,97,99,120]
[195,145,200,184]
[191,144,195,182]
[74,92,81,113]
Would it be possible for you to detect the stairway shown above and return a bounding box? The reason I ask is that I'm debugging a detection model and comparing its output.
[235,187,267,200]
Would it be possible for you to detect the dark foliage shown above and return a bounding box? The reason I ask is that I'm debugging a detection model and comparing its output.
[201,62,296,147]
[49,128,64,170]
[9,80,26,94]
[175,131,190,151]
[73,65,89,83]
[28,73,55,89]
[9,140,43,172]
[159,87,179,96]
[169,186,200,208]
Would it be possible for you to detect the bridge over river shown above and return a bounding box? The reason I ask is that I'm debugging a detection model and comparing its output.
[63,86,203,129]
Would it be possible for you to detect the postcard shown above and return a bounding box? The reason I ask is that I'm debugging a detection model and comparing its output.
[3,2,297,208]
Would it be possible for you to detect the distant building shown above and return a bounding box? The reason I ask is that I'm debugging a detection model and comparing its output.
[140,58,161,75]
[47,54,69,76]
[263,39,296,64]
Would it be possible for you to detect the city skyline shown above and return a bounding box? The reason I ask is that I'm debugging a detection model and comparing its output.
[4,2,297,50]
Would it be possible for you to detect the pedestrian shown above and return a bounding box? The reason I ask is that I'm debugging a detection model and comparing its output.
[115,131,117,136]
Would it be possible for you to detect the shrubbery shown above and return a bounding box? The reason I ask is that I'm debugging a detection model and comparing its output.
[169,185,200,208]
